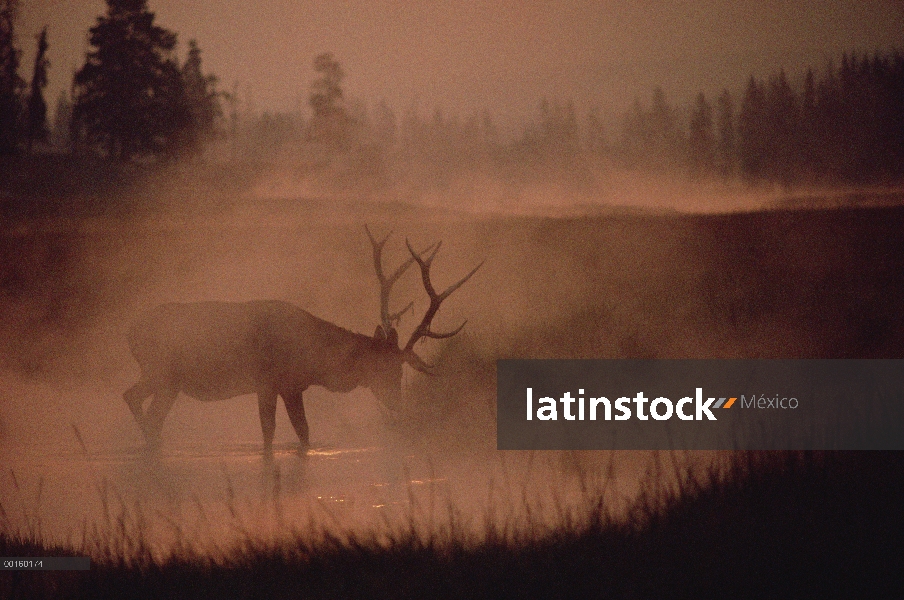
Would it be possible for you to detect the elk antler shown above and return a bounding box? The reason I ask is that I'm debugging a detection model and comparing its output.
[404,238,483,352]
[365,225,435,335]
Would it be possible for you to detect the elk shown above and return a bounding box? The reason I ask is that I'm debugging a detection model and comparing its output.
[123,227,481,454]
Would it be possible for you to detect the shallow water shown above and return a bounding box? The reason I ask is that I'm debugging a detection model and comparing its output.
[0,374,652,552]
[7,196,898,554]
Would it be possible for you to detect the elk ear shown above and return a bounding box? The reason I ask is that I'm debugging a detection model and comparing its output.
[374,326,387,341]
[404,350,434,375]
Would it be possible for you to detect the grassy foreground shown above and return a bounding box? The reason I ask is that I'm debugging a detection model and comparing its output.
[1,451,902,599]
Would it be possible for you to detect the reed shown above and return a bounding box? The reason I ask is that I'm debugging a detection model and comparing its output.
[1,449,901,598]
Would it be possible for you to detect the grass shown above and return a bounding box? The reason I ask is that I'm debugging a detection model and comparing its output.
[1,450,902,598]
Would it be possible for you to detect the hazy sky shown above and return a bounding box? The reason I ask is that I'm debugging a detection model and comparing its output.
[17,0,904,129]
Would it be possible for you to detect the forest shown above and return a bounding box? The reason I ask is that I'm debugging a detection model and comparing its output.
[1,0,903,201]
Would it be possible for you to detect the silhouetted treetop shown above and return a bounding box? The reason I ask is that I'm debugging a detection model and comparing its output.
[688,92,715,179]
[729,50,904,185]
[715,89,735,179]
[0,0,23,154]
[178,39,223,157]
[738,76,767,180]
[309,52,344,118]
[73,0,184,160]
[25,26,49,153]
[307,52,352,150]
[618,87,684,170]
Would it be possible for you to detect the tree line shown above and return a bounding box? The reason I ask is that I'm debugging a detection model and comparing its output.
[0,0,221,160]
[611,51,904,186]
[1,0,357,164]
[680,53,904,186]
[2,0,902,187]
[228,51,904,189]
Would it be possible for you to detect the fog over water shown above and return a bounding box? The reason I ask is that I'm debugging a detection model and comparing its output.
[2,169,903,549]
[0,185,683,546]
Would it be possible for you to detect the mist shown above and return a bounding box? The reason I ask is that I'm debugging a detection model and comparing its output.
[18,0,904,129]
[3,157,903,547]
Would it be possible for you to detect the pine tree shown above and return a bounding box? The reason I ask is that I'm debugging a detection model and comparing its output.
[618,98,647,168]
[688,92,715,179]
[307,52,351,150]
[649,87,682,169]
[534,98,579,156]
[25,26,49,153]
[764,69,799,185]
[179,39,221,158]
[480,108,497,146]
[73,0,186,161]
[0,0,23,154]
[738,76,767,180]
[716,89,735,179]
[52,89,72,150]
[799,69,818,179]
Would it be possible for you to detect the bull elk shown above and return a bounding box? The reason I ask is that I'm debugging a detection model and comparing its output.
[123,226,481,454]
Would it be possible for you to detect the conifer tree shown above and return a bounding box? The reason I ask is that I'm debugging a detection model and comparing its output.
[688,92,715,179]
[73,0,186,160]
[52,89,72,150]
[308,52,351,150]
[0,0,23,154]
[738,76,767,180]
[25,26,49,153]
[715,90,735,179]
[764,69,798,185]
[179,39,222,157]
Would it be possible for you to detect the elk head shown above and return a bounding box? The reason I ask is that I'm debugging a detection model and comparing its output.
[363,225,482,414]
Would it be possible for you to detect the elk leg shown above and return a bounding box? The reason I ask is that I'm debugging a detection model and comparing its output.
[282,392,310,451]
[258,390,278,455]
[143,389,177,449]
[123,380,154,429]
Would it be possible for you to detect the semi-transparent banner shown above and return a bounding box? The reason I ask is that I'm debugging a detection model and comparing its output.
[497,360,904,450]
